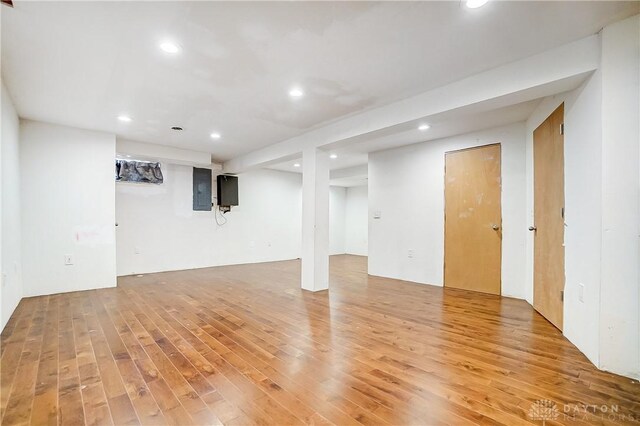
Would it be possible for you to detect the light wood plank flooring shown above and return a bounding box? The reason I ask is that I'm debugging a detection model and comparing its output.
[1,255,638,425]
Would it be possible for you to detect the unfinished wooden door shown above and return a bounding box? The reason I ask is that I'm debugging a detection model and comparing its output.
[444,144,502,295]
[533,104,565,330]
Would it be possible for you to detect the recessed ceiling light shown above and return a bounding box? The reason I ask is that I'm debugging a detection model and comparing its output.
[118,115,132,122]
[160,41,180,54]
[289,87,304,98]
[418,124,430,131]
[293,163,301,168]
[210,132,221,140]
[330,154,338,159]
[466,0,488,8]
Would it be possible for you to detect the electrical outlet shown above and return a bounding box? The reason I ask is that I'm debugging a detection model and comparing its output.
[64,255,74,266]
[373,210,382,219]
[408,249,414,259]
[578,283,584,303]
[134,247,141,255]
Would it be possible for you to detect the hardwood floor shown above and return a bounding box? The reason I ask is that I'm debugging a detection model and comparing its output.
[1,255,638,425]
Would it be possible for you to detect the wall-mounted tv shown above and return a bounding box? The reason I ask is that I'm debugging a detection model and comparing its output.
[216,175,238,207]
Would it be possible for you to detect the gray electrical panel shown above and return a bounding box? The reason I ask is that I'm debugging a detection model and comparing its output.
[193,167,212,211]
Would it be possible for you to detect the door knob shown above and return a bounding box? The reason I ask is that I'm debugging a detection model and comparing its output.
[528,226,537,231]
[492,224,499,230]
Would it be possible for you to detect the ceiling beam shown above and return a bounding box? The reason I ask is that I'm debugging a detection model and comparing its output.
[224,34,599,174]
[330,164,368,180]
[116,138,214,167]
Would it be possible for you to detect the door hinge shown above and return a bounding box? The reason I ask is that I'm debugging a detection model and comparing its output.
[560,290,564,302]
[560,123,565,135]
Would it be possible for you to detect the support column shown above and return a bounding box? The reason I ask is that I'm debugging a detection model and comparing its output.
[301,147,330,292]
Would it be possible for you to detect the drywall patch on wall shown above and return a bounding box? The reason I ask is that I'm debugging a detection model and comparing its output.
[368,122,527,298]
[20,120,117,297]
[74,225,115,245]
[1,81,23,331]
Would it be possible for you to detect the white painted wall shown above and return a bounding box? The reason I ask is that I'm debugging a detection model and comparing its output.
[116,166,303,275]
[369,123,527,298]
[525,75,603,367]
[116,161,366,275]
[345,186,368,256]
[599,14,639,379]
[1,81,23,330]
[524,15,639,379]
[330,186,346,255]
[20,120,116,297]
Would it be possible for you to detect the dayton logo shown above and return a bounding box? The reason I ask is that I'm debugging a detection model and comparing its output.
[528,399,560,424]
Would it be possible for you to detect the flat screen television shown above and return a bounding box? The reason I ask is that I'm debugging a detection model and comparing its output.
[216,175,238,206]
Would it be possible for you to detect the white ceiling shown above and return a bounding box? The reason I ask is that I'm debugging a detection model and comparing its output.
[2,1,638,162]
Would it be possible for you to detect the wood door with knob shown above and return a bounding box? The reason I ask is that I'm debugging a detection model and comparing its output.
[444,144,502,295]
[533,104,565,330]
